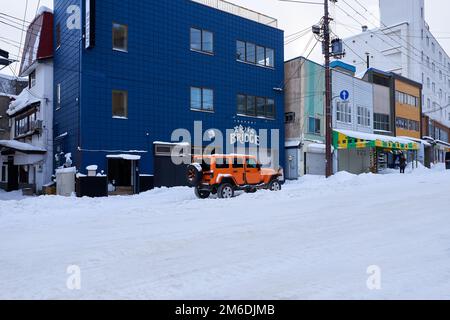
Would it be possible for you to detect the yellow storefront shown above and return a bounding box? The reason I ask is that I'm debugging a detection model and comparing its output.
[394,77,422,139]
[333,129,419,174]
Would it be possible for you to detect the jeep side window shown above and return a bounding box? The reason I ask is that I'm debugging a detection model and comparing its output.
[215,158,229,169]
[232,158,244,168]
[246,158,258,169]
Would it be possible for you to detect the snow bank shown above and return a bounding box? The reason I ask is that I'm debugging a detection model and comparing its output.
[1,168,450,299]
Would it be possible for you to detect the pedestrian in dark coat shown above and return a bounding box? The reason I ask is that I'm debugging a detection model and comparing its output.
[399,153,407,174]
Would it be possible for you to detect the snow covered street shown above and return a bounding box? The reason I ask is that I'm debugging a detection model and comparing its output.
[1,166,450,300]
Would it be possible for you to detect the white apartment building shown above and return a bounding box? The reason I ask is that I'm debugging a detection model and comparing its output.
[0,8,54,193]
[342,0,450,131]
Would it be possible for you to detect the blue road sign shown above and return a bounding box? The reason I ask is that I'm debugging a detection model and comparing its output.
[340,90,349,101]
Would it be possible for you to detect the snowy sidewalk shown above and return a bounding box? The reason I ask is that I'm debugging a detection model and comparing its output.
[0,166,449,299]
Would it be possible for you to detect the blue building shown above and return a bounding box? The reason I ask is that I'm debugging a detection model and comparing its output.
[54,0,284,192]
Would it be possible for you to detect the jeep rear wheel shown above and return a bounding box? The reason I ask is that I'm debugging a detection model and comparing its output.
[194,186,210,199]
[217,183,234,199]
[268,180,281,191]
[186,164,202,187]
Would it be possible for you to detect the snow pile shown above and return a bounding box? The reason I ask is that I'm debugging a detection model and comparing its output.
[0,168,450,299]
[7,89,40,116]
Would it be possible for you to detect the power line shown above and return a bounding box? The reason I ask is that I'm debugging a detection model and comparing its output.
[14,0,29,76]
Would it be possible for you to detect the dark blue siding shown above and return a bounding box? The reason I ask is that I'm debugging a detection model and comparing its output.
[54,0,285,174]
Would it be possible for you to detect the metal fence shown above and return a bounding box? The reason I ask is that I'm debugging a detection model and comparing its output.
[191,0,278,28]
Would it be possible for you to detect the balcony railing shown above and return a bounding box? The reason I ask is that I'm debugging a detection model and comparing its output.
[191,0,278,28]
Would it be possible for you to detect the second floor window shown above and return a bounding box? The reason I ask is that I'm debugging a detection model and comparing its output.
[112,90,128,118]
[374,113,390,132]
[190,28,213,54]
[236,40,274,68]
[357,106,371,127]
[308,117,321,134]
[113,23,128,52]
[237,94,275,119]
[191,87,214,112]
[15,111,37,137]
[336,101,351,123]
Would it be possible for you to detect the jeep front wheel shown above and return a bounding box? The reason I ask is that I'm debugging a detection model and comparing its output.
[194,186,210,199]
[268,180,281,191]
[217,183,235,199]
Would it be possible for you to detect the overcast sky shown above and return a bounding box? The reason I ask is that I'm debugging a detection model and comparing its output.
[1,0,450,77]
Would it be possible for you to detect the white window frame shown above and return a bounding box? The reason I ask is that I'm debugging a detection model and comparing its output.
[357,105,371,127]
[336,101,351,123]
[112,22,128,52]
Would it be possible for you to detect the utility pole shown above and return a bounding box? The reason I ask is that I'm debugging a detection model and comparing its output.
[324,0,333,178]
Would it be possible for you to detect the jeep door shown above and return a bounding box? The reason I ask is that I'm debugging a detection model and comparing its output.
[245,158,261,185]
[232,158,245,185]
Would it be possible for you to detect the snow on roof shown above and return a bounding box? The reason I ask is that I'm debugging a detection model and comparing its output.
[398,136,432,147]
[0,93,17,99]
[106,154,141,161]
[153,141,191,146]
[86,165,98,171]
[285,140,301,148]
[36,6,53,16]
[0,73,27,81]
[307,143,334,154]
[335,129,416,145]
[7,88,40,116]
[0,140,46,153]
[56,167,76,174]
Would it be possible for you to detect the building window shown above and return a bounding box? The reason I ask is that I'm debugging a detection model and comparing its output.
[285,112,295,123]
[15,111,38,137]
[396,117,419,132]
[427,77,430,89]
[29,70,36,88]
[236,41,246,61]
[112,23,128,52]
[357,106,371,127]
[112,90,128,118]
[427,98,431,110]
[56,23,61,49]
[236,40,274,68]
[374,113,390,132]
[246,42,256,64]
[396,91,419,107]
[56,83,61,108]
[308,117,321,134]
[191,87,214,112]
[237,94,275,119]
[1,165,6,183]
[190,28,213,54]
[336,101,351,123]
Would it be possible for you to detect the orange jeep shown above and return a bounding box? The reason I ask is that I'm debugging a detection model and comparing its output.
[186,154,283,199]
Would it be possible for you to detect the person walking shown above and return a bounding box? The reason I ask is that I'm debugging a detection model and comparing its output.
[399,153,407,174]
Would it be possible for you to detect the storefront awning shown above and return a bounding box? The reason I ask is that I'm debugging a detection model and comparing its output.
[333,129,419,151]
[0,140,46,154]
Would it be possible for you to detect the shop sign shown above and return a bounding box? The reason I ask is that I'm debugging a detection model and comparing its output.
[230,125,259,146]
